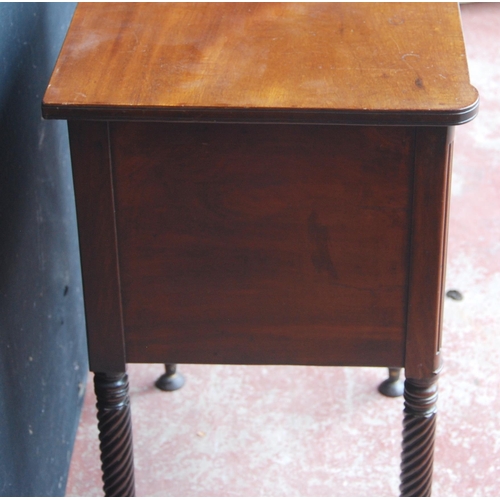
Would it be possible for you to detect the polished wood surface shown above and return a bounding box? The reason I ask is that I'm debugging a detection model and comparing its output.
[405,127,454,379]
[110,123,412,367]
[43,3,478,125]
[68,121,126,373]
[93,373,135,496]
[400,375,439,496]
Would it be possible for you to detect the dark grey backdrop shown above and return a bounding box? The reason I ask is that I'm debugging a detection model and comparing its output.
[0,2,88,495]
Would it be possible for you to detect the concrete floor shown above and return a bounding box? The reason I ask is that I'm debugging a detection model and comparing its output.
[66,3,500,496]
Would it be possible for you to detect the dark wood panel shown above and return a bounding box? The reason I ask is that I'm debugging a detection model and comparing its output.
[68,121,126,372]
[405,126,454,379]
[110,123,414,366]
[42,3,478,125]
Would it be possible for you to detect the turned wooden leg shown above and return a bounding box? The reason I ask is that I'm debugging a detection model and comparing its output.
[155,363,185,391]
[378,367,404,397]
[400,375,438,497]
[94,372,135,497]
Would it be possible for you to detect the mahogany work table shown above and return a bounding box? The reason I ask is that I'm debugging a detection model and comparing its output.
[43,3,478,496]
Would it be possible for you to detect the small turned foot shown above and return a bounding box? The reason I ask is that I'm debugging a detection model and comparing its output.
[400,375,438,497]
[378,367,404,397]
[94,372,135,497]
[155,363,185,392]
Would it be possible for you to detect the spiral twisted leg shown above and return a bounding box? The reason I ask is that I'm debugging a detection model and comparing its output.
[399,375,438,497]
[94,372,135,497]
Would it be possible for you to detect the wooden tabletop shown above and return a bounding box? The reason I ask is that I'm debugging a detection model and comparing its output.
[43,2,478,125]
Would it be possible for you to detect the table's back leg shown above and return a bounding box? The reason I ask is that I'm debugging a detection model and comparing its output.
[378,367,404,397]
[399,374,438,497]
[94,372,135,497]
[155,363,185,391]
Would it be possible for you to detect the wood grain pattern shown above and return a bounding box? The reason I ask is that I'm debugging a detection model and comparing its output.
[68,121,126,373]
[404,127,453,379]
[42,3,478,125]
[110,122,413,367]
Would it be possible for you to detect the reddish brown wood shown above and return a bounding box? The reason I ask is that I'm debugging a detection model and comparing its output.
[94,372,135,497]
[68,121,126,373]
[110,122,412,368]
[400,375,439,497]
[404,127,454,380]
[42,3,478,125]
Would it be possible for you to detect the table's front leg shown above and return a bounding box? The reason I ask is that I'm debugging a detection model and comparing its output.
[69,120,134,494]
[94,372,135,497]
[400,126,454,496]
[400,375,438,496]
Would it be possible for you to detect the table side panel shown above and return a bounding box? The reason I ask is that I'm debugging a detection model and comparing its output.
[110,123,413,367]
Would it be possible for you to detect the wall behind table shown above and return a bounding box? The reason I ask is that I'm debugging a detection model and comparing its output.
[0,3,88,495]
